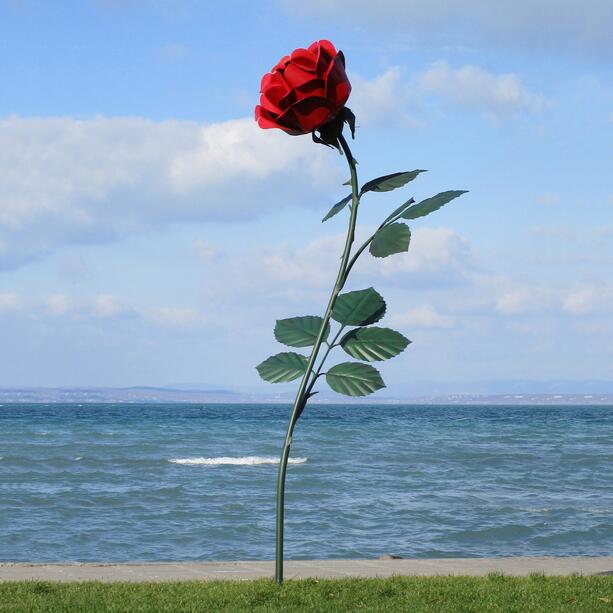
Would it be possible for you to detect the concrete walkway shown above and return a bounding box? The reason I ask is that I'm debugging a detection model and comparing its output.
[1,558,613,582]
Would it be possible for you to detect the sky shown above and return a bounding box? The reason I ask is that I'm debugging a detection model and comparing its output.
[0,0,612,392]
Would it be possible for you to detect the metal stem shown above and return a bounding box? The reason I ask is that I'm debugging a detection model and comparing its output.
[274,133,359,584]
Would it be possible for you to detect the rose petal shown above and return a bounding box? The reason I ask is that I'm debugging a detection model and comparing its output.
[325,53,351,107]
[259,86,289,114]
[317,39,337,58]
[308,39,336,58]
[332,80,351,108]
[279,88,297,109]
[260,72,274,92]
[294,78,326,102]
[283,62,318,89]
[323,52,346,81]
[256,106,302,134]
[335,50,346,69]
[314,40,337,75]
[258,116,298,134]
[289,47,317,72]
[255,106,279,127]
[260,70,289,95]
[291,97,334,132]
[275,107,309,134]
[258,95,281,115]
[273,55,291,72]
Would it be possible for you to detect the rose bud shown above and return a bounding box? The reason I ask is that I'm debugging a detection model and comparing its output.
[255,40,353,146]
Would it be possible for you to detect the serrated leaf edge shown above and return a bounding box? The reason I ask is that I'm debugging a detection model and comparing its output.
[340,327,411,361]
[369,223,411,259]
[332,287,387,326]
[256,352,308,384]
[360,169,427,195]
[325,362,386,396]
[274,316,329,348]
[322,194,352,222]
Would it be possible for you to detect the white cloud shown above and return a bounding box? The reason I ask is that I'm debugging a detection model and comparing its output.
[562,285,613,315]
[417,62,546,118]
[595,225,613,239]
[3,222,613,387]
[496,289,538,315]
[193,239,220,264]
[0,292,20,312]
[0,289,211,330]
[563,287,595,315]
[484,272,568,316]
[46,293,74,316]
[529,225,577,241]
[167,118,333,192]
[202,227,473,310]
[0,115,339,269]
[391,305,455,329]
[142,307,205,328]
[154,226,476,345]
[491,280,613,317]
[361,228,472,283]
[279,0,613,56]
[350,63,544,126]
[93,294,127,318]
[350,68,420,128]
[202,235,342,310]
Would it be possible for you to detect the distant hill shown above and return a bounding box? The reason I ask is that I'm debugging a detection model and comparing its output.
[0,384,612,405]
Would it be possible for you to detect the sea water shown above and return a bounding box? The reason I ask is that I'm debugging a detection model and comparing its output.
[0,403,611,562]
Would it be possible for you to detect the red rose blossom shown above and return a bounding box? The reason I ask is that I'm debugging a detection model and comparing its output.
[255,40,352,136]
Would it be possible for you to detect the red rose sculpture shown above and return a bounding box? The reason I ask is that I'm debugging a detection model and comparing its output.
[255,40,352,137]
[254,40,468,586]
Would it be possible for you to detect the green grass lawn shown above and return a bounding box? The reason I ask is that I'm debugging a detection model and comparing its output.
[1,575,612,612]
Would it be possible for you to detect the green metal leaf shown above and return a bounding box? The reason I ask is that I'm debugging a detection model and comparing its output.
[256,352,308,383]
[322,194,352,222]
[382,198,415,224]
[326,362,385,396]
[401,190,468,220]
[369,223,411,258]
[340,327,411,362]
[361,170,426,195]
[274,316,330,348]
[332,287,386,326]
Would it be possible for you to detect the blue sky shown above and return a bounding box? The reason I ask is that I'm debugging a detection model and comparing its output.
[0,0,612,391]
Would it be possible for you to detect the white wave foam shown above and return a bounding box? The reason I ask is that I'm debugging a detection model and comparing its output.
[523,507,552,513]
[168,456,307,467]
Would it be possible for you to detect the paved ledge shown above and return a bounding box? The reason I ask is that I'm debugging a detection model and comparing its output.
[1,558,613,582]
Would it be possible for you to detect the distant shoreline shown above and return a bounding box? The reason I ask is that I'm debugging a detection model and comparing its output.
[1,387,613,406]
